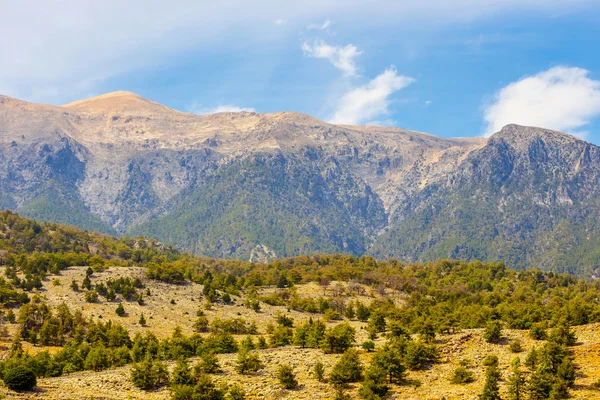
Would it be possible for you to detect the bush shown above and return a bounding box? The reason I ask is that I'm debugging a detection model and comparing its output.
[277,364,298,389]
[321,323,356,354]
[195,352,221,374]
[172,359,193,386]
[483,320,503,343]
[509,340,523,353]
[2,364,37,391]
[450,366,475,384]
[370,345,405,384]
[84,345,110,371]
[204,332,238,354]
[270,326,293,347]
[115,303,125,317]
[548,323,577,347]
[362,341,375,352]
[85,290,98,303]
[482,355,499,368]
[359,364,388,399]
[404,340,438,370]
[329,349,363,385]
[227,384,246,400]
[529,323,548,340]
[171,373,224,400]
[234,349,262,374]
[193,316,209,332]
[130,358,169,390]
[314,361,325,381]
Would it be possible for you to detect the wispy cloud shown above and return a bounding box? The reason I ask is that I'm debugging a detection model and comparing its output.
[483,66,600,136]
[329,67,414,125]
[307,19,332,31]
[302,40,361,77]
[188,103,256,114]
[274,19,287,25]
[0,1,596,104]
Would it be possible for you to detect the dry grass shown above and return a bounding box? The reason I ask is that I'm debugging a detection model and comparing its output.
[1,266,600,399]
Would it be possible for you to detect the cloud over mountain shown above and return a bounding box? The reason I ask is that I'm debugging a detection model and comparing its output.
[483,66,600,136]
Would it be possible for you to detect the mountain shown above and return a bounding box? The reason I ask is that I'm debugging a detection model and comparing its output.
[1,92,599,276]
[370,125,600,277]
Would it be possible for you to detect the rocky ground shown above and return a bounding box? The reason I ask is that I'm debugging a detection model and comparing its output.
[0,266,599,399]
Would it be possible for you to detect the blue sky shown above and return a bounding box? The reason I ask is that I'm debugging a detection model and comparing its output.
[2,1,600,142]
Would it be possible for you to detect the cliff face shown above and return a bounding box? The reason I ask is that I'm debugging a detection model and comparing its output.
[2,92,599,276]
[370,125,600,277]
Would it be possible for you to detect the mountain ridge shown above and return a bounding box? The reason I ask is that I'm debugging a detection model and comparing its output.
[0,91,598,276]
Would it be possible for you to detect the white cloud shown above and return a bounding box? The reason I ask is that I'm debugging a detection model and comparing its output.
[188,103,256,114]
[302,40,361,77]
[483,66,600,136]
[274,19,287,25]
[425,100,432,106]
[307,19,332,30]
[329,67,414,125]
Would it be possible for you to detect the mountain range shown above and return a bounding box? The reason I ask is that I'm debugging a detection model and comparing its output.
[1,91,599,277]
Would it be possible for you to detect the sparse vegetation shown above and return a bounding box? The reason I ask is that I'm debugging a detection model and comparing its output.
[1,212,600,398]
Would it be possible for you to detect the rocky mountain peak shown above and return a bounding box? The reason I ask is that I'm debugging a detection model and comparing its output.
[61,91,182,116]
[490,124,583,149]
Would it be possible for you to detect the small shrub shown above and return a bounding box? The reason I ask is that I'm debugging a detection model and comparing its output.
[130,358,169,390]
[529,323,548,340]
[362,341,375,352]
[115,303,125,317]
[195,352,221,374]
[3,364,37,391]
[227,384,246,400]
[84,290,98,303]
[193,316,209,332]
[257,336,267,349]
[234,349,262,374]
[335,388,351,400]
[482,355,499,368]
[483,320,503,343]
[6,310,15,323]
[404,340,438,370]
[509,340,523,353]
[329,349,363,385]
[314,361,325,382]
[277,364,298,389]
[324,309,341,321]
[450,366,475,384]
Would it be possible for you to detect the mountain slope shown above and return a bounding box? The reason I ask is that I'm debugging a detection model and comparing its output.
[370,125,600,276]
[129,151,387,258]
[1,92,599,276]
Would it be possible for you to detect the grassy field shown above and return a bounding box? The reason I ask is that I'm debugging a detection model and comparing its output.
[1,266,600,399]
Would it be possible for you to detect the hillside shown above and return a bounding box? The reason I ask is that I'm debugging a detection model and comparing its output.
[1,214,600,399]
[371,125,600,277]
[2,92,600,276]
